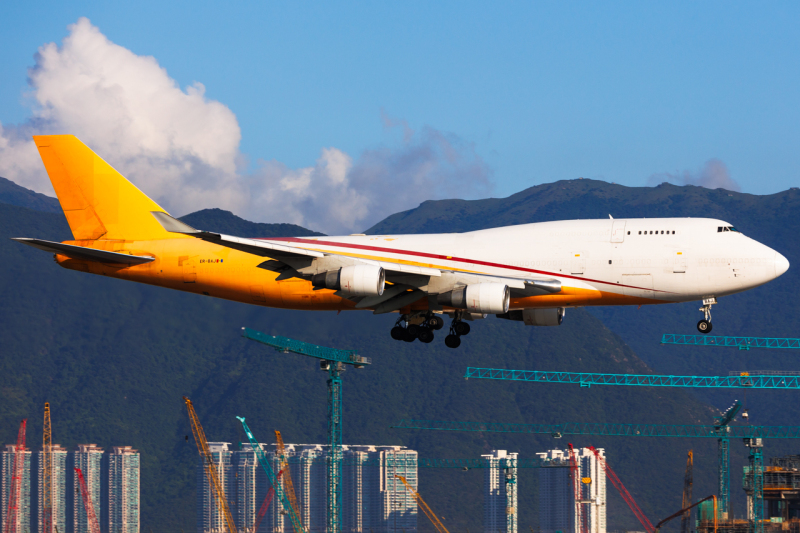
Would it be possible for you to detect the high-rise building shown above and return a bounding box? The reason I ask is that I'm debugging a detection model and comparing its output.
[73,444,103,533]
[537,448,606,533]
[482,450,518,533]
[197,442,233,533]
[37,445,68,533]
[202,444,417,533]
[108,447,140,533]
[2,444,33,533]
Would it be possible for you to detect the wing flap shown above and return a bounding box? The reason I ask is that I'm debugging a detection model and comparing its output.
[12,238,155,265]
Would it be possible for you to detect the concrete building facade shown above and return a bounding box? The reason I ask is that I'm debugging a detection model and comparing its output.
[537,448,606,533]
[108,447,140,533]
[482,450,518,533]
[2,445,33,533]
[37,445,68,533]
[73,444,103,533]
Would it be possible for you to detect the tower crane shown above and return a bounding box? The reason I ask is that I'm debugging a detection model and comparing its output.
[241,327,370,533]
[395,475,450,533]
[4,419,26,533]
[237,417,306,533]
[184,396,238,533]
[274,431,301,524]
[74,468,101,533]
[681,451,693,533]
[42,403,52,533]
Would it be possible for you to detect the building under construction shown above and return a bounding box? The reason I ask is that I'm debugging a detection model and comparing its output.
[695,454,800,533]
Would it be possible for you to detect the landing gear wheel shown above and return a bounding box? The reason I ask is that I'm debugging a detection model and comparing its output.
[453,321,471,336]
[697,320,712,334]
[403,329,416,342]
[428,316,445,330]
[407,324,420,338]
[391,326,405,341]
[418,327,434,343]
[445,334,461,348]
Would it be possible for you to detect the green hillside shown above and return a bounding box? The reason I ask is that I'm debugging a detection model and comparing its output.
[0,176,788,532]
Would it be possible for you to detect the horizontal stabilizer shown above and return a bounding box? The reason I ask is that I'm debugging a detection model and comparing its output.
[12,238,155,265]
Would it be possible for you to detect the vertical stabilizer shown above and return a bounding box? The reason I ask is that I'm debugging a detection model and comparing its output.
[33,135,175,241]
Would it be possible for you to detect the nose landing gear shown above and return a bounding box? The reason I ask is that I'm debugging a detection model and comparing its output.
[697,297,716,334]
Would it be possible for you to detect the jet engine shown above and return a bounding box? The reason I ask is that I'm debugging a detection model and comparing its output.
[311,265,385,297]
[437,283,510,315]
[496,308,565,326]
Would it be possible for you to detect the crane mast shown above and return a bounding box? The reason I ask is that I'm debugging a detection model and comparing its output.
[74,468,101,533]
[42,403,52,533]
[681,451,694,533]
[183,397,238,533]
[4,420,27,533]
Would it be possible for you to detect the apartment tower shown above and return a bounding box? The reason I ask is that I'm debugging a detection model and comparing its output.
[73,444,103,533]
[108,446,140,533]
[1,444,32,533]
[482,450,518,533]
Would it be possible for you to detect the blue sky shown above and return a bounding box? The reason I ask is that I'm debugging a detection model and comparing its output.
[1,2,798,230]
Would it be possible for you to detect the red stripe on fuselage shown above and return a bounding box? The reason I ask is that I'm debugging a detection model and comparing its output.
[263,237,673,294]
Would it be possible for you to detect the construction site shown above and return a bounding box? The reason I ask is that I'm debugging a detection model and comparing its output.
[5,331,800,533]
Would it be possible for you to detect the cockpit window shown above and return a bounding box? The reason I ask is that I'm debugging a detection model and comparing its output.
[729,226,738,232]
[718,226,739,232]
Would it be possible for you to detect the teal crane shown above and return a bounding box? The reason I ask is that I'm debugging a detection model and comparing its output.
[464,367,800,389]
[240,327,370,533]
[661,334,800,350]
[464,366,748,515]
[393,417,800,533]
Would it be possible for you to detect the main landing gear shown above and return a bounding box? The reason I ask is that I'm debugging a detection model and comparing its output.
[391,313,445,344]
[445,313,471,349]
[697,297,717,334]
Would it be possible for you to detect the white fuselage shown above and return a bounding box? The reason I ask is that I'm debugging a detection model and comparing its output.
[283,217,788,308]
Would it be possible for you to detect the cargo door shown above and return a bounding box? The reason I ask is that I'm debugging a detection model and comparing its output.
[611,220,626,243]
[621,273,654,299]
[179,256,197,283]
[571,252,586,275]
[673,251,687,273]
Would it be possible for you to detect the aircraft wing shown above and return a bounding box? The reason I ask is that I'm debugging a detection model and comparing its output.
[151,211,441,277]
[151,212,561,312]
[12,238,155,265]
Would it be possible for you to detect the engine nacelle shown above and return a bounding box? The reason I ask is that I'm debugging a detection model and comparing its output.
[497,308,565,326]
[437,283,510,315]
[311,265,385,297]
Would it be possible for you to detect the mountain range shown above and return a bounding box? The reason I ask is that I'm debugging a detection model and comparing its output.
[1,176,798,532]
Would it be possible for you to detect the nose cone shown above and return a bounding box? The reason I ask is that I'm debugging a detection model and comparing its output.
[775,251,790,278]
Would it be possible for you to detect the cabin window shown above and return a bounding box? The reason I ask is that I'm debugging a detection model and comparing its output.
[672,231,675,234]
[627,231,630,235]
[608,260,612,264]
[661,230,664,234]
[638,231,642,235]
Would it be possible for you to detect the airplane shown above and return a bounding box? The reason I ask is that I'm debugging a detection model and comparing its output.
[13,135,790,348]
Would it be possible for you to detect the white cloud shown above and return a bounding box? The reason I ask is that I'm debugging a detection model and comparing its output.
[648,158,741,192]
[0,18,493,234]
